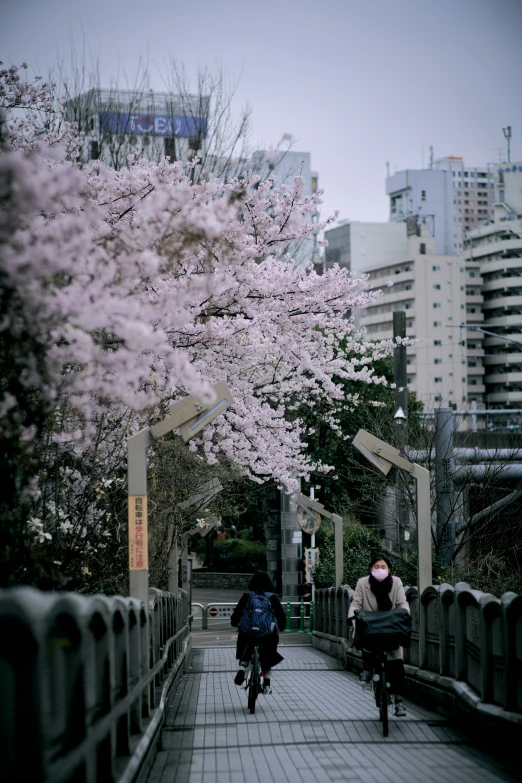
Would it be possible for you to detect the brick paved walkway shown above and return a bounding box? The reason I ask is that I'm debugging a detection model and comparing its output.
[148,646,517,783]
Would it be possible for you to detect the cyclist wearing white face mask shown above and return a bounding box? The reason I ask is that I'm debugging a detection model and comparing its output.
[348,551,409,716]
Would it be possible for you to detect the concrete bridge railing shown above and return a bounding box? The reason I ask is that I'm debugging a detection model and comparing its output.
[314,582,522,719]
[0,585,191,783]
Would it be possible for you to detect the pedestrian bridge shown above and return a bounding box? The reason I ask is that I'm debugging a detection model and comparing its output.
[0,583,520,782]
[148,645,514,783]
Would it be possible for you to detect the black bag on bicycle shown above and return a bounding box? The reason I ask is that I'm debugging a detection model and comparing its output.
[353,608,412,652]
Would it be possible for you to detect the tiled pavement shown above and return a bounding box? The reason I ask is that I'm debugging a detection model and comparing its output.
[148,646,517,783]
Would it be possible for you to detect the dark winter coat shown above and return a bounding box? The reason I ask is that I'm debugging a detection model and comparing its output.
[231,592,287,670]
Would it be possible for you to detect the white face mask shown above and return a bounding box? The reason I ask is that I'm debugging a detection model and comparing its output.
[371,567,389,582]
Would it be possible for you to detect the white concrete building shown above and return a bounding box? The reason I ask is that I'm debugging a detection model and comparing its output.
[386,157,495,256]
[325,218,467,406]
[359,222,466,407]
[250,149,320,267]
[463,162,522,408]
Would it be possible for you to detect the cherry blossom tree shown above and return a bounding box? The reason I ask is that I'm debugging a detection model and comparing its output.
[1,63,395,585]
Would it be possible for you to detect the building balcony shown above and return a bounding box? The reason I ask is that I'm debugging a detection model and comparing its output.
[368,270,415,287]
[481,276,522,293]
[484,314,522,328]
[463,238,522,261]
[483,352,522,366]
[487,391,522,404]
[467,365,485,375]
[465,294,483,305]
[481,257,522,279]
[482,295,522,311]
[466,383,486,394]
[486,371,522,384]
[361,311,405,327]
[465,311,484,322]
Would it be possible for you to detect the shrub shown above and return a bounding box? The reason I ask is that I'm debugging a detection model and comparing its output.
[312,518,417,588]
[198,537,267,573]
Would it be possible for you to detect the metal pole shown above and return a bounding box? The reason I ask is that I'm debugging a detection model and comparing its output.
[393,311,408,550]
[128,429,154,612]
[332,513,343,589]
[434,408,456,563]
[310,487,316,603]
[412,462,432,668]
[168,536,178,594]
[393,311,408,422]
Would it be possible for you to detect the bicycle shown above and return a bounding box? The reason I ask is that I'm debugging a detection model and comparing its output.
[242,641,263,714]
[366,651,392,737]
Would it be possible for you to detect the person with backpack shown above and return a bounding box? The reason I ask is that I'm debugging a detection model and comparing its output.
[348,552,409,716]
[230,570,286,694]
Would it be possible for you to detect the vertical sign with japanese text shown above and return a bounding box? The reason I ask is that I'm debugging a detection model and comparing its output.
[304,547,319,584]
[128,495,148,570]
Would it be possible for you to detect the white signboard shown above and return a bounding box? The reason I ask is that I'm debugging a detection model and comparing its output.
[304,547,319,584]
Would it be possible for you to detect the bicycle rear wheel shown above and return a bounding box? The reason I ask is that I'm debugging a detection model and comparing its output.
[248,648,260,714]
[379,669,389,737]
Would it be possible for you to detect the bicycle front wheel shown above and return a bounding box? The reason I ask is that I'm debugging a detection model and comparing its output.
[379,669,389,737]
[248,648,260,714]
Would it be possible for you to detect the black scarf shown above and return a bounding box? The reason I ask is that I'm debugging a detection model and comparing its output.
[369,573,393,611]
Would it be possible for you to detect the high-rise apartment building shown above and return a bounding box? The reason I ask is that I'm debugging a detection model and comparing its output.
[463,162,522,408]
[386,157,495,256]
[324,218,466,405]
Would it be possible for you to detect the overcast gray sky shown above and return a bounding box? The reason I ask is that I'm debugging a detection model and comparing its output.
[2,0,521,223]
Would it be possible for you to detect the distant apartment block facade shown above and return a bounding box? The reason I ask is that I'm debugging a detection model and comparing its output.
[386,157,495,256]
[324,218,467,406]
[462,162,522,408]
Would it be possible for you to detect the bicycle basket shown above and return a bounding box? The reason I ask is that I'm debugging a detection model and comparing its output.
[353,608,412,652]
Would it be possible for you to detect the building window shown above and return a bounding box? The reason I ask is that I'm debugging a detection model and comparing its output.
[433,303,441,309]
[432,265,441,271]
[434,377,442,383]
[420,243,426,255]
[90,140,99,160]
[404,303,412,310]
[433,284,441,290]
[404,265,412,271]
[405,284,412,290]
[469,379,478,385]
[434,340,442,346]
[433,321,441,327]
[434,396,442,402]
[499,190,505,202]
[434,358,442,364]
[421,190,426,201]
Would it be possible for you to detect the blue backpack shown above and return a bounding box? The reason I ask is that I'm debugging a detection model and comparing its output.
[238,591,274,637]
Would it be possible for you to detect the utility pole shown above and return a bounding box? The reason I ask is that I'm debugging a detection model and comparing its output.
[434,408,456,564]
[393,312,409,549]
[503,126,512,163]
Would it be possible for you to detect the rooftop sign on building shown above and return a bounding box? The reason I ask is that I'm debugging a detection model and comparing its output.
[99,112,207,138]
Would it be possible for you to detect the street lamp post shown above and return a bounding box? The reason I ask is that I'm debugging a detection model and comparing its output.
[296,494,343,589]
[352,429,432,667]
[175,477,224,601]
[127,382,233,614]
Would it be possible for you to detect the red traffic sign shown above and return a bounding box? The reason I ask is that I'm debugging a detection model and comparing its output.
[208,607,219,617]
